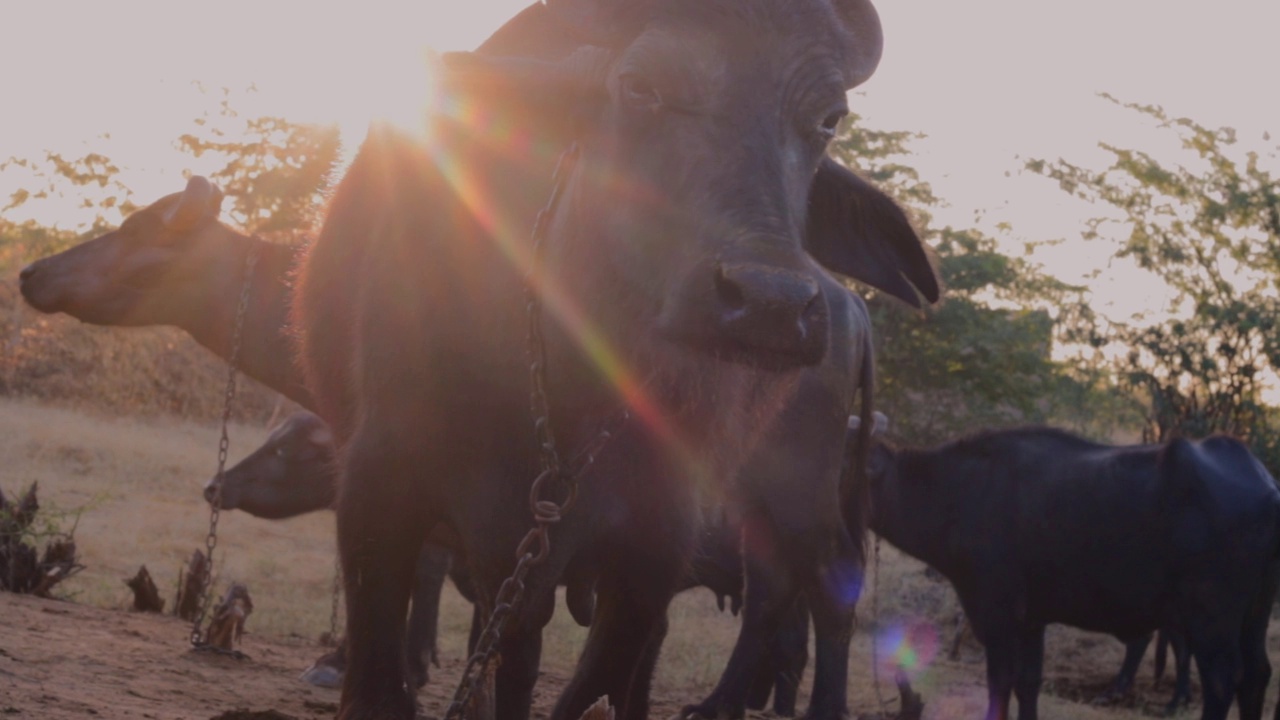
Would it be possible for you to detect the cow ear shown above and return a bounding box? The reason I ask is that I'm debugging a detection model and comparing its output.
[162,176,223,232]
[806,157,939,307]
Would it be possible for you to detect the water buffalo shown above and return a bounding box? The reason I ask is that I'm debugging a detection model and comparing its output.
[15,178,450,689]
[862,426,1280,720]
[293,1,937,718]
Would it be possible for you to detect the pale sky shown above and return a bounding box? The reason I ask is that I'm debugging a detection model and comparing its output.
[2,0,1278,319]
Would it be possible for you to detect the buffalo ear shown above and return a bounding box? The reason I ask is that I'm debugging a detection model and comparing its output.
[805,156,939,307]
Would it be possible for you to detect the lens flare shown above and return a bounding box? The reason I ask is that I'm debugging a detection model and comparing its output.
[876,618,941,680]
[424,88,682,458]
[827,558,866,607]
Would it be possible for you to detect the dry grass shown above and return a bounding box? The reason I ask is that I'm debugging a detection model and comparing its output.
[3,396,1278,719]
[1,273,284,425]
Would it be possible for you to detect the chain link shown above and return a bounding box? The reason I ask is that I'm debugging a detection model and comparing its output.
[869,533,888,709]
[189,242,259,650]
[328,553,343,644]
[444,143,628,719]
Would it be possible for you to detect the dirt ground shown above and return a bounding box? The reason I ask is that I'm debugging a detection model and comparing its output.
[3,398,1280,719]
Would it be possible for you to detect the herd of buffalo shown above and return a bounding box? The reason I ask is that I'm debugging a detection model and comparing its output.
[13,1,1280,719]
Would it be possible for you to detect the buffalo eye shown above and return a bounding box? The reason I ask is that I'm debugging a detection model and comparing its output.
[816,109,846,142]
[619,73,662,112]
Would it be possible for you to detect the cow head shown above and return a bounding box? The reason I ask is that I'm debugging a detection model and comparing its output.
[203,411,337,520]
[18,176,247,327]
[452,0,938,374]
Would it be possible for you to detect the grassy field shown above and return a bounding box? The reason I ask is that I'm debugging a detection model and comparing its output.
[3,396,1277,718]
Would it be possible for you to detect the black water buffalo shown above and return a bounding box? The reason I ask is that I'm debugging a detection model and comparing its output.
[292,1,938,718]
[863,426,1280,720]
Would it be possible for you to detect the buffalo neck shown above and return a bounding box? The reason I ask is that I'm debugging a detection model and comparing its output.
[178,237,313,409]
[871,447,960,578]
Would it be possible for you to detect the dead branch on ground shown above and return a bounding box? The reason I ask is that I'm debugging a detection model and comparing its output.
[125,565,165,612]
[204,582,253,651]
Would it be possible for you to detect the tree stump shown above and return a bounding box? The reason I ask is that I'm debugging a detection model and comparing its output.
[576,696,614,720]
[125,565,165,613]
[173,549,210,621]
[205,583,254,651]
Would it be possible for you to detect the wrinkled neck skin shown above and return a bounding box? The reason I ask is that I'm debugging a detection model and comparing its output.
[871,448,958,577]
[176,236,312,408]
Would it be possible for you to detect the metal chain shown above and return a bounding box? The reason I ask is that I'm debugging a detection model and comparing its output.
[445,143,628,719]
[869,533,889,709]
[189,241,259,650]
[328,554,342,644]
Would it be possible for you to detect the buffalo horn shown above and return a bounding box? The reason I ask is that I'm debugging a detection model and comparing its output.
[832,0,884,89]
[847,411,889,435]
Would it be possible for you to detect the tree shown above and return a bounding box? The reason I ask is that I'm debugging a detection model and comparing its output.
[1027,96,1280,470]
[830,116,1101,444]
[1,149,136,234]
[176,87,341,241]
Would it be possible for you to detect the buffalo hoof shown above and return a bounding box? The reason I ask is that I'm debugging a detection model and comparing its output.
[407,658,429,690]
[300,652,344,689]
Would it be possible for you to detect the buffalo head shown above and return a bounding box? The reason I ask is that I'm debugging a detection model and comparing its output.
[204,411,337,520]
[448,0,938,373]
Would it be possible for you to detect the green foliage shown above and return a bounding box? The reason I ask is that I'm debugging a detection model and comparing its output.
[176,88,341,240]
[0,219,88,276]
[1028,96,1280,471]
[1,150,136,232]
[831,116,1104,444]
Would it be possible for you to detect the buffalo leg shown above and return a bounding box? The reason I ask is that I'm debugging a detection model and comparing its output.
[335,432,432,720]
[981,630,1018,720]
[1168,631,1192,712]
[771,594,810,716]
[745,651,778,711]
[553,545,685,720]
[1193,643,1242,720]
[745,594,809,716]
[406,543,451,688]
[491,587,555,720]
[1098,633,1151,703]
[1237,567,1278,720]
[1012,626,1045,720]
[802,526,860,720]
[684,512,802,720]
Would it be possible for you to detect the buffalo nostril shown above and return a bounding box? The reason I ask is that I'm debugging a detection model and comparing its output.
[18,264,36,283]
[203,483,220,505]
[713,265,747,312]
